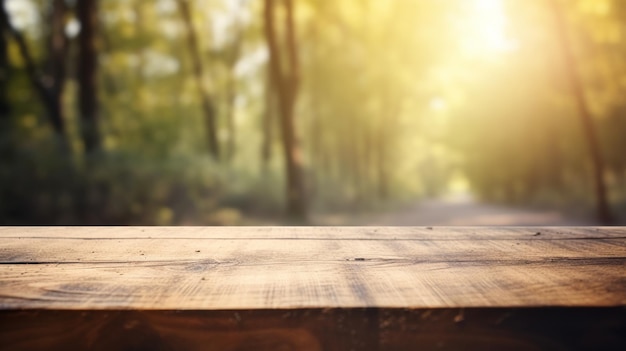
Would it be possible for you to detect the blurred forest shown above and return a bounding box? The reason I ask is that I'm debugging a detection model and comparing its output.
[0,0,625,225]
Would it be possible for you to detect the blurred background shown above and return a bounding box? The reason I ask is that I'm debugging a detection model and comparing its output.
[0,0,625,226]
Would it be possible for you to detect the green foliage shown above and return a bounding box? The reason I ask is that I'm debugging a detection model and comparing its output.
[0,148,237,224]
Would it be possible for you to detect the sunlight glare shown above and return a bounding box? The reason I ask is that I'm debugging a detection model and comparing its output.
[5,0,38,30]
[430,97,447,112]
[459,0,518,56]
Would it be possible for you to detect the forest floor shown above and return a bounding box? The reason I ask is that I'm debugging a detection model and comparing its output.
[312,193,598,226]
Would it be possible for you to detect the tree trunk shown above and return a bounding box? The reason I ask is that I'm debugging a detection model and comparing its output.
[224,30,242,163]
[307,15,322,196]
[363,125,376,195]
[48,0,70,152]
[177,0,220,160]
[225,75,236,162]
[376,126,388,200]
[0,26,9,120]
[308,107,322,197]
[77,0,102,155]
[0,0,69,153]
[0,26,11,159]
[549,0,613,224]
[261,62,274,170]
[264,0,307,220]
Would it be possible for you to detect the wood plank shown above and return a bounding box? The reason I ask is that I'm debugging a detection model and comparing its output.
[1,308,625,351]
[1,227,625,309]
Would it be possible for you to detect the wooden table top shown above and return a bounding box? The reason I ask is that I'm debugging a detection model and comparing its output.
[0,226,625,310]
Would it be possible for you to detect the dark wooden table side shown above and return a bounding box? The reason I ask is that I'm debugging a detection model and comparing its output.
[1,308,625,351]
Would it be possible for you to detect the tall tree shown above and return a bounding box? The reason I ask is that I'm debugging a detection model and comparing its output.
[0,25,10,159]
[264,0,307,220]
[177,0,220,160]
[77,0,102,154]
[223,27,243,162]
[0,0,70,152]
[46,0,70,151]
[549,0,613,224]
[261,62,275,170]
[0,24,9,120]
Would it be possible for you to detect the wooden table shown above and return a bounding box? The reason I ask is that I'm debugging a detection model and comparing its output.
[0,227,625,350]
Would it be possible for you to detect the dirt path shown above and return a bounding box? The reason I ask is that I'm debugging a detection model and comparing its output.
[314,193,596,226]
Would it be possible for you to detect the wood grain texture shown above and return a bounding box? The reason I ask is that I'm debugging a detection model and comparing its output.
[0,227,625,309]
